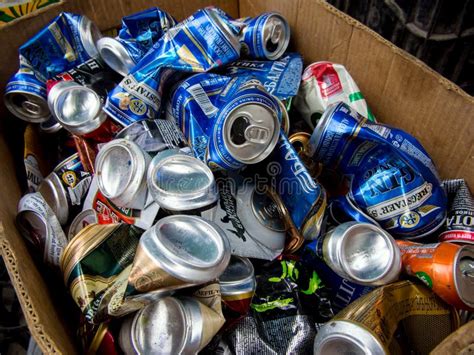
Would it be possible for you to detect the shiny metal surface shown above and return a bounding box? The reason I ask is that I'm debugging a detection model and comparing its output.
[67,209,98,240]
[262,13,290,60]
[147,150,217,211]
[95,139,151,209]
[224,102,279,164]
[314,320,385,355]
[142,215,230,283]
[455,246,474,308]
[219,256,256,296]
[79,16,102,59]
[97,37,135,76]
[38,172,69,226]
[39,115,62,134]
[4,91,50,123]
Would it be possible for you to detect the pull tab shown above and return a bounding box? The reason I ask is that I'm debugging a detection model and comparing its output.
[460,257,474,280]
[244,125,270,144]
[270,21,283,43]
[22,101,41,115]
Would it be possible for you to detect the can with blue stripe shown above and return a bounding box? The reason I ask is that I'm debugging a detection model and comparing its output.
[97,7,176,76]
[309,102,447,238]
[239,12,290,60]
[104,7,241,126]
[168,73,281,170]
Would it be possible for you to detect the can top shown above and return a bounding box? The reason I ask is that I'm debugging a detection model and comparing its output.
[79,16,102,59]
[455,246,474,308]
[261,13,290,60]
[219,255,255,295]
[97,37,135,77]
[38,172,69,226]
[147,150,217,211]
[142,215,230,283]
[223,101,279,164]
[251,189,285,232]
[4,91,50,123]
[314,320,386,355]
[67,209,98,241]
[16,210,48,248]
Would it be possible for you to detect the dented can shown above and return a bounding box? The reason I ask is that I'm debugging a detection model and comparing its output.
[397,240,474,310]
[95,139,151,209]
[239,13,290,60]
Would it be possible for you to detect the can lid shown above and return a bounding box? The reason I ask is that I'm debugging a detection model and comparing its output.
[219,256,256,295]
[79,16,102,59]
[223,101,280,164]
[16,210,48,249]
[38,173,69,226]
[262,13,290,60]
[251,189,285,232]
[454,246,474,308]
[147,150,217,211]
[314,320,386,355]
[308,102,343,158]
[142,215,230,283]
[39,115,62,134]
[97,37,135,77]
[53,85,107,135]
[4,91,50,123]
[67,209,98,241]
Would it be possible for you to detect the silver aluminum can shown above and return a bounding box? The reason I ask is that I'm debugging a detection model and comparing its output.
[51,82,107,135]
[96,37,136,77]
[4,90,50,123]
[67,209,98,240]
[119,296,203,355]
[95,138,152,209]
[314,320,385,355]
[321,222,401,286]
[147,149,217,212]
[219,256,256,297]
[38,172,69,225]
[127,215,230,294]
[78,15,103,59]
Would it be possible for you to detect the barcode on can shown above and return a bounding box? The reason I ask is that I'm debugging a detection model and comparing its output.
[364,122,390,139]
[187,83,218,117]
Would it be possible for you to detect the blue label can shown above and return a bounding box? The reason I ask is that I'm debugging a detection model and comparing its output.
[168,73,281,170]
[239,12,290,60]
[222,52,303,100]
[309,102,447,238]
[104,7,241,126]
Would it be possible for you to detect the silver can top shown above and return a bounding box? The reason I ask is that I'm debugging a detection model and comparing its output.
[4,91,50,123]
[95,139,151,209]
[223,101,280,164]
[38,173,69,226]
[454,246,474,308]
[79,15,102,59]
[262,13,290,60]
[16,210,48,248]
[314,320,385,355]
[67,209,98,241]
[97,37,135,77]
[52,84,107,135]
[141,215,230,283]
[251,189,285,232]
[147,149,217,211]
[219,255,256,296]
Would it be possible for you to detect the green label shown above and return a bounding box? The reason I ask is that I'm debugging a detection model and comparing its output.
[415,271,433,288]
[251,297,294,312]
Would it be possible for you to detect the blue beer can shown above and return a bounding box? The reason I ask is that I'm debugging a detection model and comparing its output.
[222,52,303,100]
[239,12,290,60]
[309,102,447,238]
[97,7,176,76]
[168,73,281,170]
[104,7,241,127]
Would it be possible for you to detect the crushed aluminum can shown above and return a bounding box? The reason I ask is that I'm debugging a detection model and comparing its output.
[440,179,474,244]
[97,7,176,76]
[314,281,460,355]
[126,215,230,295]
[312,222,401,286]
[146,149,218,215]
[95,139,152,210]
[104,7,241,126]
[294,61,375,129]
[221,52,303,100]
[38,153,92,225]
[239,13,290,60]
[309,102,447,238]
[16,192,68,268]
[116,119,189,155]
[67,209,98,241]
[168,73,281,170]
[397,240,474,310]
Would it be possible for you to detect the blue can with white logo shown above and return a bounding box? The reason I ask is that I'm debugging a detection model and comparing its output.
[239,12,290,60]
[104,7,241,127]
[266,132,327,239]
[97,7,176,76]
[168,73,281,170]
[309,102,447,238]
[221,53,303,100]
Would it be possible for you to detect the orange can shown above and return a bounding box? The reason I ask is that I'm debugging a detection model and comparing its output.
[397,240,474,310]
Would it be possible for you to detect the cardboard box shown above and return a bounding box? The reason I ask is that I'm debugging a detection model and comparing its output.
[0,0,472,353]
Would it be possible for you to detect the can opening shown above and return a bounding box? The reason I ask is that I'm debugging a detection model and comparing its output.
[56,88,101,127]
[230,116,251,145]
[99,146,134,199]
[460,256,474,280]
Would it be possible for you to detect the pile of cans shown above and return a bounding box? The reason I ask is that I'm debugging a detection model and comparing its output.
[8,6,474,355]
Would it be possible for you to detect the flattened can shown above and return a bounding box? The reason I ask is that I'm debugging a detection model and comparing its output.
[313,222,401,286]
[239,13,290,60]
[38,153,92,225]
[397,240,474,310]
[67,209,98,240]
[95,139,151,209]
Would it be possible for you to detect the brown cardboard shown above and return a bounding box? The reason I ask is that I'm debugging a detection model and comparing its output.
[0,0,472,353]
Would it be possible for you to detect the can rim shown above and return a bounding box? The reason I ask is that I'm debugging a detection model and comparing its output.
[97,37,135,77]
[454,245,474,308]
[67,209,98,241]
[38,173,69,226]
[79,16,102,59]
[219,256,256,293]
[261,13,290,60]
[4,91,50,123]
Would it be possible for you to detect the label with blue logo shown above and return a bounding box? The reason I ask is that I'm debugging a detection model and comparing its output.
[6,66,47,98]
